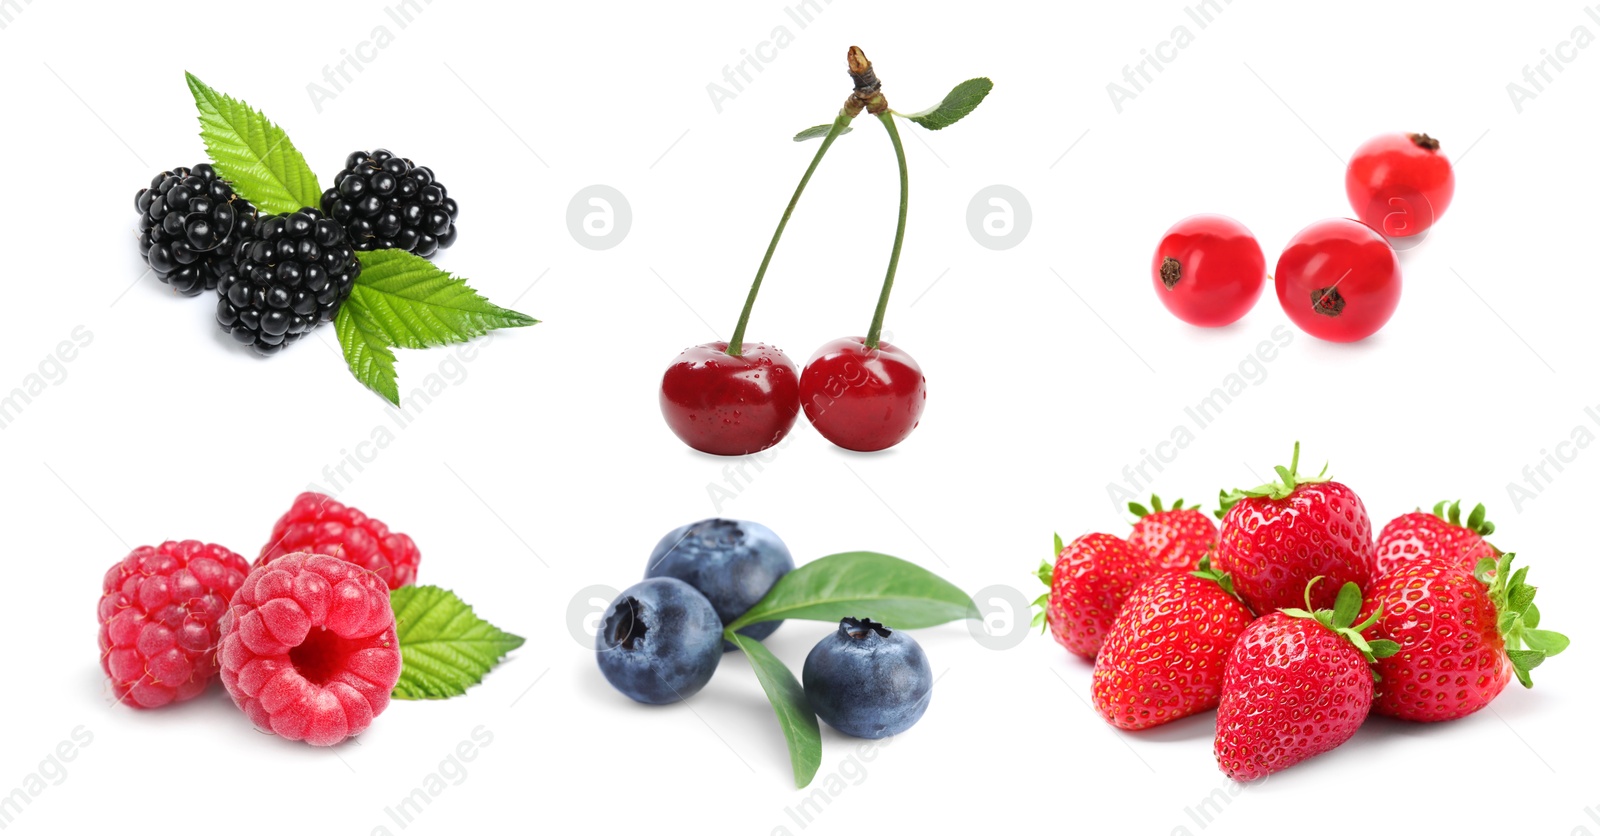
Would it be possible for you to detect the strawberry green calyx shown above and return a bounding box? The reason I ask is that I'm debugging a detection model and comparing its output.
[1191,554,1240,601]
[1280,578,1400,678]
[1028,533,1064,633]
[1215,441,1331,518]
[1129,494,1190,520]
[1435,499,1496,537]
[1477,552,1570,687]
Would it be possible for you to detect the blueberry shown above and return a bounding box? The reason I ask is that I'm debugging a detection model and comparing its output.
[802,617,933,739]
[645,519,794,652]
[595,578,722,705]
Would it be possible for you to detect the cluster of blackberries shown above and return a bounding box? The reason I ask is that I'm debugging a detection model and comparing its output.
[135,164,258,296]
[131,151,459,357]
[217,209,361,355]
[322,149,458,257]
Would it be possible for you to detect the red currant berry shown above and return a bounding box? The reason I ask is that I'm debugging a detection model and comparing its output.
[799,338,926,452]
[1275,219,1401,343]
[660,342,801,456]
[1150,214,1266,327]
[1345,132,1454,238]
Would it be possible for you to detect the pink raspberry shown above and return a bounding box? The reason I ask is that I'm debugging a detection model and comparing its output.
[257,492,420,589]
[97,540,249,709]
[218,553,402,746]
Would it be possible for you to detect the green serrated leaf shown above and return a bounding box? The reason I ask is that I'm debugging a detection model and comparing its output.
[724,552,979,634]
[727,633,821,788]
[350,250,537,350]
[391,585,525,699]
[794,122,853,141]
[1053,532,1064,555]
[901,77,993,130]
[185,72,322,214]
[335,303,401,404]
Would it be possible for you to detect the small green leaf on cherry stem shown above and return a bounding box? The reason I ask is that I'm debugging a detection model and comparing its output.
[901,77,994,131]
[793,123,853,142]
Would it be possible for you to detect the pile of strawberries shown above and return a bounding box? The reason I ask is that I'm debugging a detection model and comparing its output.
[1034,443,1569,780]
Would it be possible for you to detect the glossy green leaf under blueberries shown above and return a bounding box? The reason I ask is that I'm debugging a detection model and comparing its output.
[727,632,822,788]
[723,551,980,634]
[185,72,322,215]
[391,585,525,700]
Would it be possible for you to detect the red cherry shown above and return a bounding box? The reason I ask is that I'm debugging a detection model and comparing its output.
[660,342,800,456]
[1150,214,1266,327]
[1345,132,1455,238]
[799,337,926,452]
[1274,219,1401,343]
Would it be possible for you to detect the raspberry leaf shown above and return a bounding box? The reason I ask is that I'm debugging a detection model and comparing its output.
[726,633,822,788]
[722,552,979,634]
[899,78,994,130]
[334,304,400,405]
[185,72,322,215]
[794,123,854,141]
[390,585,525,700]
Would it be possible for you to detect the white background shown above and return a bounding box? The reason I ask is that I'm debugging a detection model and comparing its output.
[1,0,1596,833]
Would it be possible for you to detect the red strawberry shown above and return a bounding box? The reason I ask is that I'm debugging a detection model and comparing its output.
[1126,494,1217,572]
[1374,500,1498,576]
[1215,443,1373,613]
[1214,580,1397,780]
[1033,532,1156,659]
[1092,558,1254,730]
[1360,552,1567,722]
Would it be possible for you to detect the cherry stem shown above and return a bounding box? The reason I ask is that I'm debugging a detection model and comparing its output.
[865,110,907,351]
[727,112,850,357]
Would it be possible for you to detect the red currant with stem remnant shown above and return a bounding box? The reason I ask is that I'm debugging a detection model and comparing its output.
[1274,218,1402,343]
[1345,132,1455,238]
[1150,214,1266,327]
[800,48,932,452]
[657,113,853,456]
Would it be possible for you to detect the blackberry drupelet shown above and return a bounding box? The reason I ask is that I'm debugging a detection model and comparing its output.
[134,164,259,296]
[216,208,361,356]
[321,149,458,257]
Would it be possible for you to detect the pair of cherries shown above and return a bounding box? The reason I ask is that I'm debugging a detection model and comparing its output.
[1152,132,1455,342]
[658,47,991,457]
[661,337,925,456]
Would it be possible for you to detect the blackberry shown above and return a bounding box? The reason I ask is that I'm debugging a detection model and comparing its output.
[321,149,458,257]
[134,164,258,296]
[216,208,360,356]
